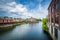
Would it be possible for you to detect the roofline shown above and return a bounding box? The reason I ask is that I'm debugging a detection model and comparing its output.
[48,0,53,10]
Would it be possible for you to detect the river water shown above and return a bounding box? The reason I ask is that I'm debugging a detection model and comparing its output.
[0,22,51,40]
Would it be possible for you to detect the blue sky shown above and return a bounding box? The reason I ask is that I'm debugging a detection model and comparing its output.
[0,0,51,19]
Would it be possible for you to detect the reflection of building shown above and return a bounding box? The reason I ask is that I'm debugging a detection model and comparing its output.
[28,17,36,22]
[48,0,60,40]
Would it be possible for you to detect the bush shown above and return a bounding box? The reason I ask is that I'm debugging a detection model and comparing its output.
[42,24,48,31]
[42,18,48,31]
[42,18,47,24]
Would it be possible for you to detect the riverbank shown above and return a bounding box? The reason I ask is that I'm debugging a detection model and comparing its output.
[0,21,40,32]
[0,22,21,32]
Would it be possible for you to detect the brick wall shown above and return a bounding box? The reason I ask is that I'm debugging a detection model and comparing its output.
[48,0,60,28]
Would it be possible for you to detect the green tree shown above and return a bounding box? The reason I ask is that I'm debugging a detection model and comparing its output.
[42,18,48,31]
[42,18,47,24]
[42,24,48,31]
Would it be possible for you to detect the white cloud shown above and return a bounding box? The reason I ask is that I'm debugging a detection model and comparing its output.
[0,2,35,18]
[0,0,50,19]
[7,2,36,18]
[7,2,16,6]
[29,4,48,19]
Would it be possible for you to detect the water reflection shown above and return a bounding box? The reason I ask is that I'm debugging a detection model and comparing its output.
[0,22,49,40]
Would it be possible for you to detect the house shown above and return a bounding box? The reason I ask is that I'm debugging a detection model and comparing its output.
[48,0,60,40]
[16,18,24,22]
[28,17,36,22]
[0,17,16,23]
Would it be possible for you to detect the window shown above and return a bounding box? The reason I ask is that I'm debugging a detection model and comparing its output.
[51,18,53,23]
[52,7,54,13]
[55,13,59,24]
[51,26,53,34]
[55,28,58,39]
[56,0,58,9]
[56,13,59,17]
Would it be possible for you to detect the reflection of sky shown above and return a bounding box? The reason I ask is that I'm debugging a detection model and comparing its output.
[0,24,30,40]
[0,22,49,40]
[0,0,51,18]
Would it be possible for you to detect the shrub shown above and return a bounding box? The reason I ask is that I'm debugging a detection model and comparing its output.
[42,24,48,31]
[42,18,48,31]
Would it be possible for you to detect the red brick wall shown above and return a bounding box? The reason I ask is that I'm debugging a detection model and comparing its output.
[48,0,60,28]
[4,19,7,23]
[0,19,4,23]
[0,19,17,23]
[58,0,60,28]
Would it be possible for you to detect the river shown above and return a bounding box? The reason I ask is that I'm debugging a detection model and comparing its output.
[0,22,51,40]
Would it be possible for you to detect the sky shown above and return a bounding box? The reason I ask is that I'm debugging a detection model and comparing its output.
[0,0,51,19]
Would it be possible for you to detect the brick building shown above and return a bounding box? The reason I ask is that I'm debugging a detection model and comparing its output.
[48,0,60,40]
[0,17,25,24]
[28,17,36,22]
[0,17,16,24]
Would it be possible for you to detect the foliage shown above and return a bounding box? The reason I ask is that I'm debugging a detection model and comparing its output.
[36,19,41,21]
[42,24,48,31]
[42,18,48,31]
[42,18,47,24]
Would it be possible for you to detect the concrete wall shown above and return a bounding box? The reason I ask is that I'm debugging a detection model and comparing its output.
[49,24,60,40]
[58,29,60,40]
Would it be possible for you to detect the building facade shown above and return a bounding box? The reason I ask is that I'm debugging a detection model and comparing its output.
[48,0,60,40]
[28,17,36,22]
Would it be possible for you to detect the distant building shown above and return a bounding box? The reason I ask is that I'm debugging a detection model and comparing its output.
[48,0,60,40]
[0,17,16,23]
[28,17,36,22]
[16,18,24,22]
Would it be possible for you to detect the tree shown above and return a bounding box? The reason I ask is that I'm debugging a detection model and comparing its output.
[42,18,48,31]
[42,18,47,24]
